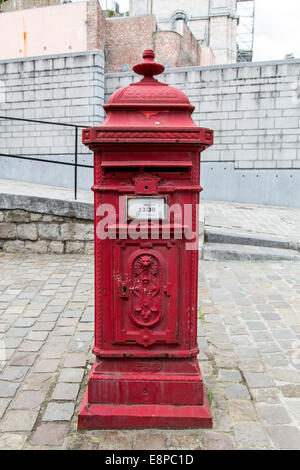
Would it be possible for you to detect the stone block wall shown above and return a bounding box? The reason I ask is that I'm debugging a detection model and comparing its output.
[0,209,94,255]
[105,59,300,171]
[0,51,104,189]
[105,15,156,73]
[105,59,300,206]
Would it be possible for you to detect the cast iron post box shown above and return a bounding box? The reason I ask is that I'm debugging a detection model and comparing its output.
[78,50,213,429]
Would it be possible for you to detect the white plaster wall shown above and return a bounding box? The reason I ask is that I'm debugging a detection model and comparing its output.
[0,3,88,60]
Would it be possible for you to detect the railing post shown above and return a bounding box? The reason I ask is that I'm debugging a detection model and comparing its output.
[74,126,78,200]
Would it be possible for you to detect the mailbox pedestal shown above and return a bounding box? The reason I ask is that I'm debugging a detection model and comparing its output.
[78,50,213,429]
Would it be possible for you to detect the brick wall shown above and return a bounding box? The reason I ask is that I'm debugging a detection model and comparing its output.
[153,23,201,68]
[87,0,106,51]
[105,15,156,73]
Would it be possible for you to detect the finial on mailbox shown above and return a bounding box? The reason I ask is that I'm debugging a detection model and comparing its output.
[133,49,165,78]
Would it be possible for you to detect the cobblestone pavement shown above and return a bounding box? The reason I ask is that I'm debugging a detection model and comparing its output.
[0,253,300,450]
[204,200,300,241]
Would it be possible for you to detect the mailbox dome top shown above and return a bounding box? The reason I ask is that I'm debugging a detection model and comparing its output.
[105,49,191,109]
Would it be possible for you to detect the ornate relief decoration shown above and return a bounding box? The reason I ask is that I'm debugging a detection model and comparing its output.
[129,254,162,329]
[82,128,213,146]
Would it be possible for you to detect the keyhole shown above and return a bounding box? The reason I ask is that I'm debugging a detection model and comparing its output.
[122,285,127,294]
[145,185,148,189]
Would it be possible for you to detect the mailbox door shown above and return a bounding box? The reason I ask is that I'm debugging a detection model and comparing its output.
[113,239,180,348]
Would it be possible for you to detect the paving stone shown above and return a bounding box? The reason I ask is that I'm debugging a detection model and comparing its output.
[260,312,281,321]
[63,353,87,368]
[251,388,281,404]
[54,327,75,336]
[3,337,23,348]
[169,432,203,450]
[257,342,280,353]
[224,384,250,400]
[30,423,69,446]
[58,368,85,383]
[239,359,265,373]
[0,366,29,382]
[33,359,60,373]
[0,381,20,397]
[42,402,75,421]
[19,340,44,352]
[51,383,79,401]
[0,433,27,450]
[228,399,256,422]
[98,431,133,450]
[68,340,90,352]
[232,336,252,346]
[39,314,59,322]
[256,404,292,425]
[32,322,56,331]
[244,372,273,388]
[0,410,38,431]
[269,368,300,384]
[63,310,82,318]
[266,426,300,450]
[279,384,300,397]
[7,327,29,337]
[246,322,267,331]
[262,353,288,367]
[26,331,49,341]
[11,390,46,410]
[0,324,9,333]
[236,347,259,359]
[233,422,270,448]
[203,431,236,450]
[211,409,231,432]
[134,433,167,450]
[10,352,37,366]
[214,355,239,368]
[287,400,300,420]
[58,318,78,327]
[22,373,56,392]
[14,318,36,328]
[40,347,67,359]
[0,398,10,418]
[218,369,242,382]
[272,329,296,340]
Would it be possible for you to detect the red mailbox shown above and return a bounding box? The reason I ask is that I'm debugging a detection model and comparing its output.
[78,50,213,429]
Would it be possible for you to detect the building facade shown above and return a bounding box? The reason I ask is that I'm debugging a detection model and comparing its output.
[129,0,238,64]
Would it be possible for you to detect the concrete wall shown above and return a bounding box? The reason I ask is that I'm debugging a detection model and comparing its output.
[0,52,299,207]
[105,59,300,207]
[0,51,104,190]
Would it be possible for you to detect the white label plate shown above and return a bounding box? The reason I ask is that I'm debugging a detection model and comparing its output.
[127,197,166,220]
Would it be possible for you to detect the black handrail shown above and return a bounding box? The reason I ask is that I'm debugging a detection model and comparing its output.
[0,115,92,200]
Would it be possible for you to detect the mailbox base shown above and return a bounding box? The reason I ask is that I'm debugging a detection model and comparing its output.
[78,359,212,429]
[78,388,212,429]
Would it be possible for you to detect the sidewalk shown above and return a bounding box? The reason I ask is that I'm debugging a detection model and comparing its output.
[1,180,300,449]
[0,253,300,449]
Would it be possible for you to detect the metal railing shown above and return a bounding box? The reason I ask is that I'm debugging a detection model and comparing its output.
[0,115,93,200]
